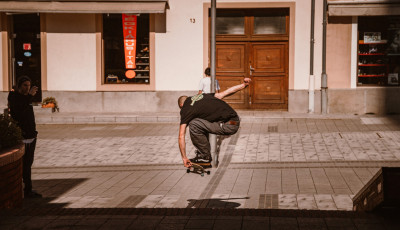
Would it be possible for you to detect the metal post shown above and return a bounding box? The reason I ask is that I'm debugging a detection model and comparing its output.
[309,0,315,113]
[210,0,218,167]
[321,0,328,114]
[210,0,216,93]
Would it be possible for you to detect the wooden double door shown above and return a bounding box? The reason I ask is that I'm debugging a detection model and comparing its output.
[216,42,288,110]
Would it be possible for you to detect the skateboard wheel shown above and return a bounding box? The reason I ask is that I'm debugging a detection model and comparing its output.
[207,171,211,175]
[201,173,204,177]
[186,169,190,173]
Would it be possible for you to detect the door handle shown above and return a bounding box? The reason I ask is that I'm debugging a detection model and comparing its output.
[250,65,255,76]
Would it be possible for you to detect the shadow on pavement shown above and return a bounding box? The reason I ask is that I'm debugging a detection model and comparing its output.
[187,197,249,209]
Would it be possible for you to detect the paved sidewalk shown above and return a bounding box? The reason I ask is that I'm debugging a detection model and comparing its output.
[2,114,400,229]
[30,116,400,211]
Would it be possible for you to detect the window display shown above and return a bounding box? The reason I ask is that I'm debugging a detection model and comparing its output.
[358,16,400,86]
[103,14,150,84]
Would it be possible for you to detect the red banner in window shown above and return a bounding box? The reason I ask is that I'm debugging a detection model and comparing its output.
[122,14,137,69]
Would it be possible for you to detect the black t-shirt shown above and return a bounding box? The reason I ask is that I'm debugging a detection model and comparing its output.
[8,91,37,139]
[180,93,238,125]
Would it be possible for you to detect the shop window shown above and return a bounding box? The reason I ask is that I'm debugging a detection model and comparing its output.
[103,14,150,84]
[357,16,400,86]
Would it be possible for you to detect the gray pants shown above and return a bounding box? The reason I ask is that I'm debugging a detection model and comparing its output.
[188,118,240,158]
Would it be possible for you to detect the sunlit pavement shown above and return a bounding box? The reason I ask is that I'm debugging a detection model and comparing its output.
[2,114,400,229]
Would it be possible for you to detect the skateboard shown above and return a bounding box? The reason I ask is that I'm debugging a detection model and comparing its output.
[186,163,211,176]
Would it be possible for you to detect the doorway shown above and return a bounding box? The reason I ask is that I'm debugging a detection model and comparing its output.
[213,9,289,110]
[10,14,42,102]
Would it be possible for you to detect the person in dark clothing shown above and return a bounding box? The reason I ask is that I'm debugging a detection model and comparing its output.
[8,76,42,198]
[178,78,251,168]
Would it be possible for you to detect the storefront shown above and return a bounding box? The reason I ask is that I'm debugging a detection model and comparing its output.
[1,0,304,114]
[4,1,396,115]
[0,0,167,112]
[326,0,400,114]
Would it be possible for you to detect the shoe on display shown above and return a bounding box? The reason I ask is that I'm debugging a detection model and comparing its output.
[24,190,42,198]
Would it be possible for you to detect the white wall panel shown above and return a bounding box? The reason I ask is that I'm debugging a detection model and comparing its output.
[46,33,96,91]
[155,0,205,91]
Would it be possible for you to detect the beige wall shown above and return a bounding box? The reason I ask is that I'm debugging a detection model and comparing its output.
[45,14,97,91]
[0,14,8,92]
[155,0,205,91]
[327,16,352,88]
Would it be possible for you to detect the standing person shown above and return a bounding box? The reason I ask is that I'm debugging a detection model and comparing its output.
[8,76,42,198]
[198,67,220,94]
[178,78,251,168]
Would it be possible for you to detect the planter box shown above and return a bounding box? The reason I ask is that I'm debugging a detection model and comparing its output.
[0,144,25,209]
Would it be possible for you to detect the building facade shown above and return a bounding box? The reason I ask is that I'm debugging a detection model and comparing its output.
[0,0,399,114]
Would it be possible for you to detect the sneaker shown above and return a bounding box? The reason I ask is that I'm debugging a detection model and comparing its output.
[24,190,42,198]
[190,155,212,165]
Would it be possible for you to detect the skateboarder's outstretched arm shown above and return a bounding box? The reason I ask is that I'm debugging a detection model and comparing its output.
[178,124,192,167]
[214,78,251,100]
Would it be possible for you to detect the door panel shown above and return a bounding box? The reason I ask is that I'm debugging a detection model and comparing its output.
[253,44,285,73]
[252,77,285,103]
[216,43,248,108]
[216,44,246,74]
[218,77,245,106]
[250,43,288,109]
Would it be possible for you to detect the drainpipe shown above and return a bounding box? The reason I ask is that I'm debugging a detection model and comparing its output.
[321,0,328,114]
[210,0,218,167]
[309,0,315,113]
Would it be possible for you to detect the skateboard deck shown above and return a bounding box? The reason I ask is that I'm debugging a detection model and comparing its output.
[186,163,211,176]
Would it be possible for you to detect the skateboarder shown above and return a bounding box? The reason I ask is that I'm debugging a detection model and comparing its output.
[178,78,251,168]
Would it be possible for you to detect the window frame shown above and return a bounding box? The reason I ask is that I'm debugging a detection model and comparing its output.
[96,14,155,91]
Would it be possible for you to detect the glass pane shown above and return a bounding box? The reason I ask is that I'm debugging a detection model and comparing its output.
[216,17,245,35]
[103,14,150,84]
[254,16,286,34]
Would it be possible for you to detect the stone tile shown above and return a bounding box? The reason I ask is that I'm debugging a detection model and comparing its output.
[214,219,242,230]
[297,218,327,229]
[242,217,269,230]
[314,195,337,210]
[297,194,317,210]
[74,116,95,124]
[332,195,353,211]
[17,216,58,229]
[161,216,190,224]
[324,218,355,227]
[270,217,298,230]
[129,216,163,230]
[36,116,53,124]
[185,219,214,229]
[157,116,179,122]
[52,116,74,124]
[94,117,116,123]
[137,116,158,122]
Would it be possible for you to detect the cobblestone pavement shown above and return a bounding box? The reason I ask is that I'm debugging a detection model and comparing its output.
[2,116,400,229]
[28,116,400,211]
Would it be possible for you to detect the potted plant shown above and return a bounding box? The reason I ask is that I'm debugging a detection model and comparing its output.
[0,113,22,151]
[42,96,59,112]
[0,113,24,208]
